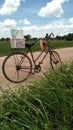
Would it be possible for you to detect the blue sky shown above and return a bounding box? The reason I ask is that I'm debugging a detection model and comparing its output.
[0,0,73,38]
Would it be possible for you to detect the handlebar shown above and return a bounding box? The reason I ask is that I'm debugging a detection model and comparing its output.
[25,38,49,49]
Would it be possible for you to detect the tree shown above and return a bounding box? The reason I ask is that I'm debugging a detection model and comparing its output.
[66,33,73,41]
[24,34,31,41]
[49,33,54,40]
[0,37,5,41]
[45,33,49,39]
[31,37,37,41]
[6,38,10,41]
[55,35,62,40]
[45,33,54,40]
[61,35,67,40]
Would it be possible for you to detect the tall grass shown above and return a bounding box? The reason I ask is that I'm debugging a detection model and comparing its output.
[0,61,73,130]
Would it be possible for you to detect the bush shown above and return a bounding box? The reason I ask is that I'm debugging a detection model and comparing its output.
[0,61,73,130]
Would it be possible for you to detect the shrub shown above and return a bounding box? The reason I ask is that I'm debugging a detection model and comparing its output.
[0,61,73,130]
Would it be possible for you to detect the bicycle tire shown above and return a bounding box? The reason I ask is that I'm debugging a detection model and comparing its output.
[2,52,32,83]
[50,51,61,69]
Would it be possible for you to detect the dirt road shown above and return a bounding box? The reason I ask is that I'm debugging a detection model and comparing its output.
[0,47,73,88]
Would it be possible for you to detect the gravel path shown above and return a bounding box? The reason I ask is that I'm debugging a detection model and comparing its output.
[0,47,73,89]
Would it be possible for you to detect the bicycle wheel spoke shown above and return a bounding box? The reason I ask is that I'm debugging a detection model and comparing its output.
[2,52,32,83]
[50,51,61,69]
[16,70,20,80]
[13,54,19,65]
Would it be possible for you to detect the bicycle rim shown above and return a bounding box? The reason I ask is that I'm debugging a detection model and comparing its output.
[2,52,32,83]
[50,51,61,69]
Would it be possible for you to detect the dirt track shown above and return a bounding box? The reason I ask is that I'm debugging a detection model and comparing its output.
[0,47,73,89]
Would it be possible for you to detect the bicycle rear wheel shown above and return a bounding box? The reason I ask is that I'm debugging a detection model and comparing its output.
[50,51,61,69]
[2,52,32,83]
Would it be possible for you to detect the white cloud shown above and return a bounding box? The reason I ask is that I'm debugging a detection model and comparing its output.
[38,0,69,17]
[20,20,73,38]
[23,25,38,31]
[0,17,73,38]
[69,17,73,24]
[0,19,17,37]
[0,0,25,15]
[19,19,30,25]
[2,19,17,28]
[23,19,30,25]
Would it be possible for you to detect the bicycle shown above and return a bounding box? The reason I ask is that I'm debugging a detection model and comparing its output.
[2,38,61,83]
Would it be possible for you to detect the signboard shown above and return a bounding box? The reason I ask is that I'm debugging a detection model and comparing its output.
[10,29,24,39]
[10,29,25,49]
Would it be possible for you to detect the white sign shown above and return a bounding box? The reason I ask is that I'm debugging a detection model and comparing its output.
[10,29,24,39]
[10,29,25,49]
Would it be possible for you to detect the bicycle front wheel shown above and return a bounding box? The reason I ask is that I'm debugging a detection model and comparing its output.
[2,52,32,83]
[50,51,61,69]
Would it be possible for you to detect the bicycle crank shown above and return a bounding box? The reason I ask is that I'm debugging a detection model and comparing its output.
[34,65,41,73]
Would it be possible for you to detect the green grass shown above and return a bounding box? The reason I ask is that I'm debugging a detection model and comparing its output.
[32,40,73,51]
[0,41,11,56]
[0,61,73,130]
[0,40,73,56]
[49,40,73,49]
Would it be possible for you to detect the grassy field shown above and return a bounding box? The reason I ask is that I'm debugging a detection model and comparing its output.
[0,41,11,56]
[0,40,73,56]
[0,61,73,130]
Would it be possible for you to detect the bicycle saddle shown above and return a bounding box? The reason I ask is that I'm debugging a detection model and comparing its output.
[25,42,35,48]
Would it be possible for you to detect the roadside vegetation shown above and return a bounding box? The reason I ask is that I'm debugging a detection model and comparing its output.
[0,61,73,130]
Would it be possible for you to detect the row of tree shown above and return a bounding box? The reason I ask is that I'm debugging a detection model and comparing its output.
[55,33,73,41]
[0,33,73,41]
[45,33,73,41]
[24,33,73,41]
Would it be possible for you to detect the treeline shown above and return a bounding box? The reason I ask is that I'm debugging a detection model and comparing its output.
[0,33,73,41]
[55,33,73,41]
[0,37,10,41]
[45,33,73,41]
